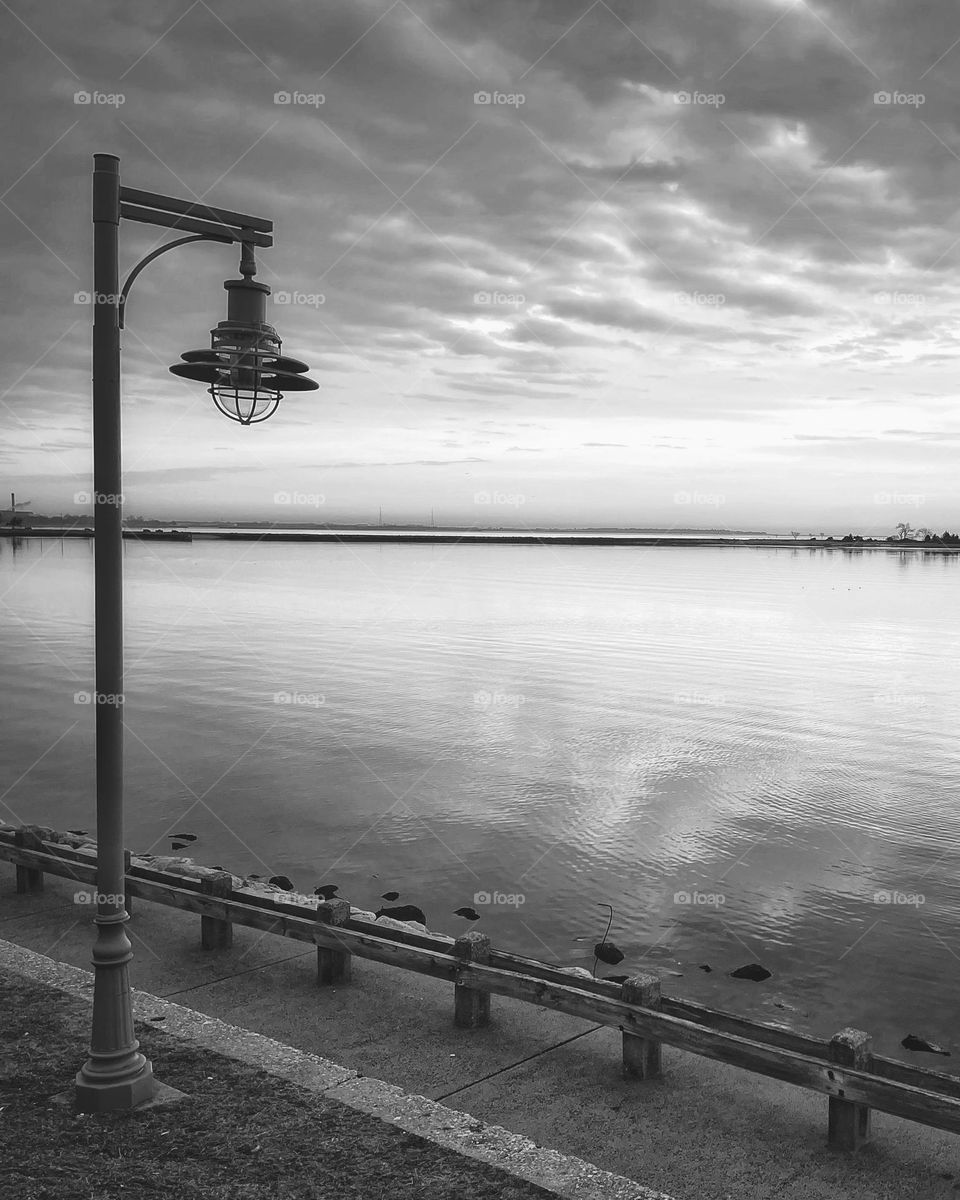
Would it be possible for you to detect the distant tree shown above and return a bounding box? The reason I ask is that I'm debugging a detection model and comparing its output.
[916,527,932,541]
[790,530,801,541]
[895,522,914,541]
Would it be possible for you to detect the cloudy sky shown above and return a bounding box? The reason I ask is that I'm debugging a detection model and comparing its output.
[1,0,958,532]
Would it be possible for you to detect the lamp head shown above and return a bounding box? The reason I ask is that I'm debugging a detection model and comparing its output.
[169,242,318,424]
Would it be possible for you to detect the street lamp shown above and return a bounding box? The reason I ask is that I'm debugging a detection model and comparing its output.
[76,153,318,1112]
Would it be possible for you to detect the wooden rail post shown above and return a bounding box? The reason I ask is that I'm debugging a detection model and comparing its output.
[621,972,663,1079]
[316,899,352,984]
[828,1028,873,1150]
[200,871,234,949]
[14,826,44,893]
[453,931,492,1028]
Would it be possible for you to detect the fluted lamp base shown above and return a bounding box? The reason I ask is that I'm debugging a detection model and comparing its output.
[74,1056,157,1112]
[56,1069,185,1113]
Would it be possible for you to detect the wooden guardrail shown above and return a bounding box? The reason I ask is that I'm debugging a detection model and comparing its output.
[2,823,958,1151]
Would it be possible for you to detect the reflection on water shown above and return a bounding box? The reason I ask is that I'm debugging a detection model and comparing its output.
[1,537,959,1061]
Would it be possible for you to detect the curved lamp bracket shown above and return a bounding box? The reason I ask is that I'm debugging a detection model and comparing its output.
[119,233,233,329]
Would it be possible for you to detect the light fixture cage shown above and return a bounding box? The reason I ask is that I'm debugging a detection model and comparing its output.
[169,273,318,425]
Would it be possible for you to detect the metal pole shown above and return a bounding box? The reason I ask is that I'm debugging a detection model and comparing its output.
[75,153,155,1110]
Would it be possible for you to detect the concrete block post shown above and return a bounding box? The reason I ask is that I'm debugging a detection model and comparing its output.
[453,931,492,1028]
[621,973,663,1080]
[15,826,44,893]
[828,1028,873,1151]
[316,899,352,984]
[200,871,235,950]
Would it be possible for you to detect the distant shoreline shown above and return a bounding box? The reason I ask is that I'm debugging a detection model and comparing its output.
[2,527,958,551]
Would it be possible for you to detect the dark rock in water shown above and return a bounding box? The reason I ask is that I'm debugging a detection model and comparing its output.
[67,829,87,836]
[699,964,713,973]
[314,884,339,900]
[730,963,771,982]
[902,1034,951,1056]
[171,833,197,843]
[248,874,262,880]
[381,891,400,901]
[454,907,481,921]
[171,842,188,851]
[603,975,629,984]
[594,941,625,966]
[376,904,426,925]
[269,875,295,891]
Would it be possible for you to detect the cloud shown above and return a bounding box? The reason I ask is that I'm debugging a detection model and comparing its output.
[0,0,957,524]
[791,433,879,442]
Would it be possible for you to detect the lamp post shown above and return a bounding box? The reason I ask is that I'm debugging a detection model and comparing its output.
[76,153,318,1112]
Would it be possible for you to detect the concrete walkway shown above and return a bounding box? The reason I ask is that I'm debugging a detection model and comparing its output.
[2,871,958,1200]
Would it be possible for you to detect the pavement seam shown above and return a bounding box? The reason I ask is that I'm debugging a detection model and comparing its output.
[0,937,676,1200]
[434,1025,606,1102]
[158,948,315,997]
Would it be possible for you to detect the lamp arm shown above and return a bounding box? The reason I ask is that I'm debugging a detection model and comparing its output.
[118,233,233,329]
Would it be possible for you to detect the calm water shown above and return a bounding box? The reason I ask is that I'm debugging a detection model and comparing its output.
[1,536,959,1062]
